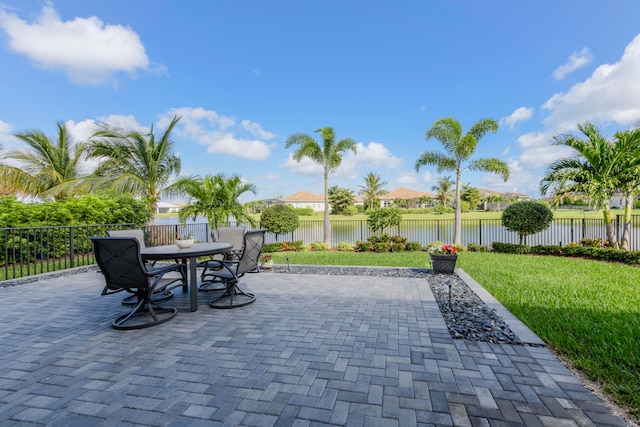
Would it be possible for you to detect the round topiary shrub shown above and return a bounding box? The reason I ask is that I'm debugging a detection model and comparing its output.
[501,201,553,245]
[260,205,299,242]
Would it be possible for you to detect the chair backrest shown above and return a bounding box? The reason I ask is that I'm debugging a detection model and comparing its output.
[107,229,147,249]
[91,237,149,292]
[216,226,245,251]
[236,229,266,275]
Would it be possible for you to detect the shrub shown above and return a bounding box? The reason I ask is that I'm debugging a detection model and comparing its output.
[374,242,390,253]
[390,235,407,244]
[291,207,314,216]
[580,238,603,248]
[467,242,490,252]
[366,208,402,234]
[391,242,405,252]
[309,241,329,251]
[260,205,299,242]
[263,242,285,253]
[405,241,422,252]
[355,240,373,252]
[491,242,532,254]
[452,244,467,252]
[337,242,354,251]
[282,240,305,251]
[501,201,553,245]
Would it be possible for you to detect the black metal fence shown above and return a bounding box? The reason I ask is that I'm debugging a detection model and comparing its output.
[1,215,637,282]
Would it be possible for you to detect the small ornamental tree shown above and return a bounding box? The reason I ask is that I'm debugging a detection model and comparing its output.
[501,201,553,244]
[367,207,402,235]
[260,205,299,242]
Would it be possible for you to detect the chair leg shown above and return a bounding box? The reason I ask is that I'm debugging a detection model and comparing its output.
[208,282,256,309]
[112,294,177,330]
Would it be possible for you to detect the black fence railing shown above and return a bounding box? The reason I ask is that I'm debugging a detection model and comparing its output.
[1,215,637,282]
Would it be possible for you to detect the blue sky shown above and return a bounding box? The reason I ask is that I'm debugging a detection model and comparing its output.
[1,1,640,202]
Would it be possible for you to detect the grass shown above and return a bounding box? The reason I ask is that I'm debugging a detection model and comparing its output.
[270,250,640,419]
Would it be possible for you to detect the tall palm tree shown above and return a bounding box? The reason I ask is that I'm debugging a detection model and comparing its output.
[358,172,388,211]
[540,122,628,249]
[416,117,509,245]
[169,173,257,233]
[89,115,182,221]
[431,176,454,207]
[0,122,90,200]
[285,127,356,246]
[613,127,640,249]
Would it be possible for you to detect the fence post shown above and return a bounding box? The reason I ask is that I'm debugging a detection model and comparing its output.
[479,219,482,245]
[69,226,75,269]
[570,218,574,243]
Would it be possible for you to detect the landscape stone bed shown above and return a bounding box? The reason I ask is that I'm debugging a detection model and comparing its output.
[271,264,528,345]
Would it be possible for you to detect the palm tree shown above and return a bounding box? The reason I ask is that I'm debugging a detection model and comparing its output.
[613,127,640,249]
[416,117,509,244]
[461,183,481,210]
[358,172,388,211]
[328,185,355,215]
[169,173,257,233]
[285,127,356,246]
[431,176,454,207]
[0,122,90,200]
[540,122,628,249]
[89,115,182,221]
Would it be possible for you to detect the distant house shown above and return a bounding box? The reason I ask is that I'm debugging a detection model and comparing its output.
[279,191,327,212]
[378,188,437,208]
[155,202,181,214]
[477,188,530,211]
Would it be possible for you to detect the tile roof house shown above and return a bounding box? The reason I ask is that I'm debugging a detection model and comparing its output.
[279,191,327,212]
[378,188,437,208]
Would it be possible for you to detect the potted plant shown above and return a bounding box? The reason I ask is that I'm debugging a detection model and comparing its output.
[175,233,195,249]
[428,244,458,274]
[259,254,274,270]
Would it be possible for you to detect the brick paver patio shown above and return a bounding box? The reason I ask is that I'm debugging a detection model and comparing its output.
[0,268,631,426]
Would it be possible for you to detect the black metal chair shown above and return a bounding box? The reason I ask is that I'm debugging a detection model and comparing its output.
[106,229,183,304]
[202,229,265,309]
[198,226,246,292]
[91,236,184,330]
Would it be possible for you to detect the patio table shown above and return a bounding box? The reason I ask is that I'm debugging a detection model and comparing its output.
[141,242,232,312]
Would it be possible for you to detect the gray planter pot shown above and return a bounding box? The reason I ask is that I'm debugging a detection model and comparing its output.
[429,254,458,274]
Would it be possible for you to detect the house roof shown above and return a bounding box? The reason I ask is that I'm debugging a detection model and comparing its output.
[380,187,436,200]
[279,190,324,202]
[477,188,530,198]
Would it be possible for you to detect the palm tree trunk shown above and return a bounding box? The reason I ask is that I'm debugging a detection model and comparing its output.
[323,170,331,246]
[602,205,619,249]
[454,169,462,245]
[620,194,633,250]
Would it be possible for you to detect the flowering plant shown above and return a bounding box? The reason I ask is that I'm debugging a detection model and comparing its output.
[429,244,458,255]
[176,233,194,240]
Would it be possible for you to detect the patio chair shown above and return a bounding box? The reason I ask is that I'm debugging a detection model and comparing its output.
[198,226,246,291]
[106,229,183,303]
[204,229,265,309]
[91,236,184,330]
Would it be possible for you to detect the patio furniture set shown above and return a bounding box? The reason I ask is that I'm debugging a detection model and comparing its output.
[91,227,265,330]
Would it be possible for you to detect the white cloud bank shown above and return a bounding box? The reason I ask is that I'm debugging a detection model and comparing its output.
[0,3,162,84]
[161,107,275,161]
[552,47,593,80]
[500,107,534,129]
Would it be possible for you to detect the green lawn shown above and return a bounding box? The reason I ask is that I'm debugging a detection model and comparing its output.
[270,250,640,420]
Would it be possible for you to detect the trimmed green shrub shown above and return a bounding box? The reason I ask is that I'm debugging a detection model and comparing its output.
[263,242,285,253]
[260,205,299,242]
[373,242,390,253]
[390,235,407,244]
[491,242,532,254]
[405,241,422,251]
[355,240,373,252]
[391,242,405,252]
[309,241,329,251]
[501,201,553,244]
[467,242,490,252]
[580,238,603,248]
[337,242,355,251]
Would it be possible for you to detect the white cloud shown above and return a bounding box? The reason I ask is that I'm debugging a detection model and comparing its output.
[500,107,534,128]
[280,154,323,175]
[352,142,402,168]
[162,107,275,161]
[0,119,13,145]
[552,47,593,80]
[396,173,418,186]
[0,3,162,84]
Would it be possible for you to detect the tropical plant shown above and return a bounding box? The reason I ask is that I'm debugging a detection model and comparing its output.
[540,122,640,249]
[611,126,640,250]
[88,115,182,221]
[461,183,481,210]
[260,205,300,242]
[358,172,388,211]
[285,127,356,246]
[501,201,554,245]
[328,185,355,215]
[431,176,454,207]
[0,122,90,200]
[416,117,509,245]
[168,173,257,232]
[366,207,402,235]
